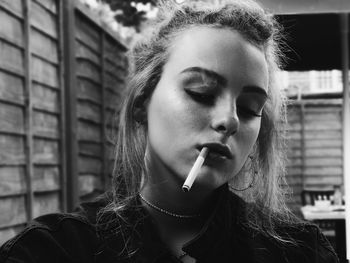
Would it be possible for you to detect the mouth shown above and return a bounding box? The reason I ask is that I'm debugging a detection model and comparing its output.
[198,143,233,160]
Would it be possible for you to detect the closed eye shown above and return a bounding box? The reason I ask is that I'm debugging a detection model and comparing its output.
[237,106,262,118]
[185,90,215,104]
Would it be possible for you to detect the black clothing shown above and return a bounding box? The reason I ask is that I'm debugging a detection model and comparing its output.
[0,187,339,263]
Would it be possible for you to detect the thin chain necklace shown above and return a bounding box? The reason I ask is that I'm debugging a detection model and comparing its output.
[139,194,201,219]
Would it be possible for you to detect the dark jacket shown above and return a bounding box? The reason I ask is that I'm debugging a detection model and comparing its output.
[0,187,339,263]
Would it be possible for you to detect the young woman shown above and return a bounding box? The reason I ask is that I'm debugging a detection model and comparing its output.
[0,1,339,262]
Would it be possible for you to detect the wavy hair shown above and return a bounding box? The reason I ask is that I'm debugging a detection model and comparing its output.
[100,0,298,249]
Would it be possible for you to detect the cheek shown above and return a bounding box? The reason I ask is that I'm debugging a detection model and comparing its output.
[146,86,196,148]
[237,119,261,151]
[147,85,206,137]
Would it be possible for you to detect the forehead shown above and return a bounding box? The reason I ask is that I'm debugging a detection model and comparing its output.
[165,26,269,92]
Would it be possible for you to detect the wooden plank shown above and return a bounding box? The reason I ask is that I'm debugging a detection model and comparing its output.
[304,175,343,187]
[286,138,302,148]
[33,165,60,192]
[0,196,27,228]
[33,110,59,139]
[286,122,301,131]
[0,166,26,196]
[304,139,342,148]
[287,148,302,157]
[0,0,23,17]
[75,14,100,53]
[0,40,24,74]
[79,141,102,157]
[0,8,24,47]
[303,166,343,176]
[105,58,124,74]
[305,148,342,157]
[32,83,59,113]
[105,109,118,129]
[105,89,121,109]
[30,1,57,39]
[105,126,117,146]
[104,36,127,64]
[105,70,124,87]
[33,138,59,164]
[106,160,114,178]
[76,40,100,66]
[304,106,342,113]
[305,157,342,166]
[304,121,342,130]
[286,157,303,167]
[286,131,302,140]
[31,27,58,63]
[74,1,126,50]
[105,59,126,79]
[106,144,116,159]
[33,192,60,217]
[77,121,101,142]
[0,134,25,165]
[76,59,101,84]
[286,113,302,123]
[78,174,101,196]
[286,167,302,176]
[31,56,58,88]
[304,111,341,122]
[0,224,24,246]
[77,78,102,104]
[78,156,102,175]
[285,175,303,186]
[0,71,25,104]
[77,101,101,124]
[304,130,342,140]
[104,53,126,69]
[34,0,57,14]
[0,102,25,134]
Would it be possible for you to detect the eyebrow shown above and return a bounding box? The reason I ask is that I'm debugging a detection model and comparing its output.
[180,67,227,86]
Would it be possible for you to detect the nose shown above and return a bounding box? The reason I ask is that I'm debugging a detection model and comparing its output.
[210,99,239,136]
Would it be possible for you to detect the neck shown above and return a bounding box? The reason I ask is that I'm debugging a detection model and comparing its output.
[140,160,215,217]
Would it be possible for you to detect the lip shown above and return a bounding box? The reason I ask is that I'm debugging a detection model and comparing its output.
[199,142,233,160]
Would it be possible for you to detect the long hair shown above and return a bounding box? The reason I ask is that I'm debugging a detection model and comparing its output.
[100,0,298,248]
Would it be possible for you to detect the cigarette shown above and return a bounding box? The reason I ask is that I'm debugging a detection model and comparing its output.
[182,147,209,192]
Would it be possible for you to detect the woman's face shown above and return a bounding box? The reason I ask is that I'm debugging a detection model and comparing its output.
[145,27,268,191]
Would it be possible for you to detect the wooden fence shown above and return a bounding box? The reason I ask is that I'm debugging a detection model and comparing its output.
[0,0,127,244]
[285,97,343,214]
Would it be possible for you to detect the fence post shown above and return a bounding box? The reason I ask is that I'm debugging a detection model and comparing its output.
[101,33,108,191]
[23,0,34,221]
[340,13,350,262]
[58,0,67,213]
[63,0,78,212]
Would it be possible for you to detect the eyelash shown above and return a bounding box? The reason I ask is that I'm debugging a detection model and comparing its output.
[186,90,215,104]
[186,90,262,118]
[237,107,262,118]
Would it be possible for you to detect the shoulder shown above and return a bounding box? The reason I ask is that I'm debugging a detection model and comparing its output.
[273,220,339,263]
[225,191,339,262]
[0,193,112,263]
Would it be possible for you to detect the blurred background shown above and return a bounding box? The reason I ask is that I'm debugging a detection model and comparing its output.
[0,0,349,262]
